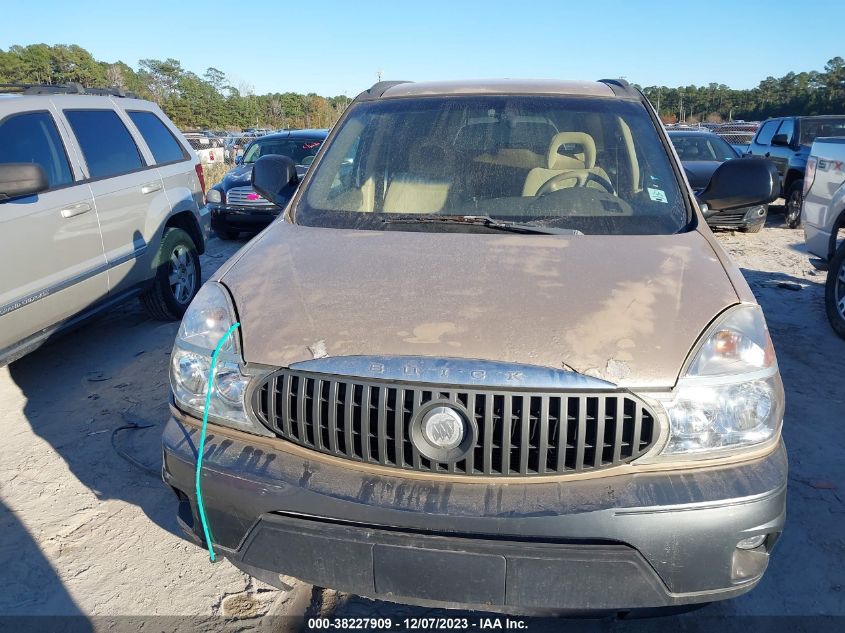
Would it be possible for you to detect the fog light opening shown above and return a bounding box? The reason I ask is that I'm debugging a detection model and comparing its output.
[736,534,767,550]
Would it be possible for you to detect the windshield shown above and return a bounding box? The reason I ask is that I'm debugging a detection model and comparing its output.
[298,96,689,235]
[243,137,324,164]
[799,117,845,145]
[669,134,737,162]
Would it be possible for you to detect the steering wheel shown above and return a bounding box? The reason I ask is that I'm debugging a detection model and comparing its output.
[536,169,614,196]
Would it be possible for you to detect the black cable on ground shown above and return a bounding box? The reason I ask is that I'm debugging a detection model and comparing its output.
[110,414,159,478]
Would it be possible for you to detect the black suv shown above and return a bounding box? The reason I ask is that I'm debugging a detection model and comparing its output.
[206,129,327,239]
[746,115,845,227]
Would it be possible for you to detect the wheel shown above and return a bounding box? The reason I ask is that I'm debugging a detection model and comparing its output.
[825,241,845,340]
[215,228,240,240]
[141,227,201,320]
[742,222,764,233]
[785,181,803,229]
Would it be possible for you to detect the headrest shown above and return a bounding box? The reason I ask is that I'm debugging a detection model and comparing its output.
[547,132,596,170]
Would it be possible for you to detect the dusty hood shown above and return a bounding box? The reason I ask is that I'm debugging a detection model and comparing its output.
[220,224,739,388]
[220,164,253,189]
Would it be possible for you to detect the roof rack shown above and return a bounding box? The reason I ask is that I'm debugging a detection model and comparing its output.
[0,83,139,98]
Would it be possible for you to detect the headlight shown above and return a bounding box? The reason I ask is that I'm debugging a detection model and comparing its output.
[654,304,784,459]
[206,189,223,204]
[170,282,270,436]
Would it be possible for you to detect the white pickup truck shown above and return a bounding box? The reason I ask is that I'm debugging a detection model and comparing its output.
[804,137,845,338]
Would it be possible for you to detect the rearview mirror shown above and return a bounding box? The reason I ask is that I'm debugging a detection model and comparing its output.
[771,134,790,147]
[697,158,779,215]
[0,163,49,202]
[251,154,299,207]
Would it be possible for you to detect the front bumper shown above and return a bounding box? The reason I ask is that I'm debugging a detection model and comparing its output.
[706,205,767,230]
[209,203,280,232]
[162,413,786,612]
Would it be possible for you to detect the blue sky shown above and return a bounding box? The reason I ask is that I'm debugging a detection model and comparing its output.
[1,0,840,97]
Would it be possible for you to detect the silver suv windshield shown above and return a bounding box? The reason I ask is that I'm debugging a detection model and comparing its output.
[296,95,690,235]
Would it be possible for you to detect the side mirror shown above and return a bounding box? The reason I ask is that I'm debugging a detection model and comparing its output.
[235,155,243,165]
[771,134,789,147]
[697,158,779,215]
[251,154,299,207]
[0,163,49,202]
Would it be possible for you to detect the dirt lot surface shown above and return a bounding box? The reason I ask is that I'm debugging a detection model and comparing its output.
[2,206,844,629]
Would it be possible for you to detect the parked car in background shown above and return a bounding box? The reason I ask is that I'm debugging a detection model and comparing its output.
[206,129,328,239]
[746,115,845,228]
[802,137,845,339]
[668,130,768,232]
[714,122,759,155]
[0,84,208,365]
[164,79,784,614]
[183,133,226,165]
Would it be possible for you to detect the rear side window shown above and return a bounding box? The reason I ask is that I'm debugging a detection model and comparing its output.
[127,111,188,164]
[64,110,144,179]
[0,111,73,188]
[754,121,779,146]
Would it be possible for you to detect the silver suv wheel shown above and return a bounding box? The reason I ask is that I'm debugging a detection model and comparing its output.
[169,245,197,305]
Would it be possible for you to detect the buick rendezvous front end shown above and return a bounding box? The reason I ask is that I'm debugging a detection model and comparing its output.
[162,79,785,613]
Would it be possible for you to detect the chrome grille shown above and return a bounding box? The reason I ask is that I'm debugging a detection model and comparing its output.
[251,369,658,477]
[226,186,272,207]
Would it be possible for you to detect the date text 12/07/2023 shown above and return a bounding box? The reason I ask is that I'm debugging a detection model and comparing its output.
[306,617,529,630]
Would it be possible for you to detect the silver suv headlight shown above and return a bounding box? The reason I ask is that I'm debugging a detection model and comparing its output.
[170,282,270,435]
[653,304,784,460]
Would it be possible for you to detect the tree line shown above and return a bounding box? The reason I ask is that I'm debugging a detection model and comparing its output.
[639,57,845,123]
[1,44,844,129]
[0,44,349,130]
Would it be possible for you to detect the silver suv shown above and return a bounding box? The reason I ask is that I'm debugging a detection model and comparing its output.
[0,84,209,365]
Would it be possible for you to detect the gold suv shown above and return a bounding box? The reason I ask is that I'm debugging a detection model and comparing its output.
[163,79,784,614]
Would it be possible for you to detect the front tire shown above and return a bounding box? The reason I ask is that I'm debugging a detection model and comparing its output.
[785,182,803,229]
[141,227,201,321]
[825,242,845,340]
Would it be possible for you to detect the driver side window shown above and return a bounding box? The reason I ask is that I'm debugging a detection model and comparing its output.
[0,111,73,189]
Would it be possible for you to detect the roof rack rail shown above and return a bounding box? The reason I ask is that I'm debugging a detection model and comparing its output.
[0,83,140,98]
[597,78,639,99]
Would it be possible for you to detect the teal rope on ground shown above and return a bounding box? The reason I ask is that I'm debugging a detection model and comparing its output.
[195,322,240,562]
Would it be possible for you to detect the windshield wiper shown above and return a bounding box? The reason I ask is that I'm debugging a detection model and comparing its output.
[381,215,582,235]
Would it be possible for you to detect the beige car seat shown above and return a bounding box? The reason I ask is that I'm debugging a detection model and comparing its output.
[383,143,455,213]
[522,132,609,196]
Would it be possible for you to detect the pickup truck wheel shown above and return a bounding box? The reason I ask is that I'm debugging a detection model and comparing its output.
[141,228,201,321]
[215,229,240,240]
[825,242,845,340]
[785,182,803,229]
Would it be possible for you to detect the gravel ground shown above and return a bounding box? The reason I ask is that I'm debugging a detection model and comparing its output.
[1,206,844,630]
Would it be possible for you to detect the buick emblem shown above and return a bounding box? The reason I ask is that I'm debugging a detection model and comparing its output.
[421,406,465,450]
